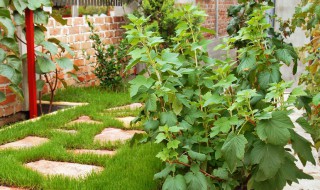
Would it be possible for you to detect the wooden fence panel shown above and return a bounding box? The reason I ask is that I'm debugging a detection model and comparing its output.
[52,0,124,6]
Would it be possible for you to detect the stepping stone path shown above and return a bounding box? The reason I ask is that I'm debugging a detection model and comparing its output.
[0,186,26,190]
[94,128,145,143]
[68,149,116,156]
[24,160,103,178]
[0,136,49,150]
[116,117,136,128]
[67,116,102,126]
[54,129,77,134]
[106,103,143,111]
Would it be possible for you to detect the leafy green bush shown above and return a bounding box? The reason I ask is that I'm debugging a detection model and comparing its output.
[78,6,109,16]
[124,4,315,190]
[88,21,128,91]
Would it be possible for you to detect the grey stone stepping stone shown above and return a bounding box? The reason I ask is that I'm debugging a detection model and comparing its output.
[0,136,49,150]
[24,160,103,178]
[67,116,102,126]
[68,149,116,156]
[54,129,77,134]
[0,186,26,190]
[94,128,145,143]
[106,103,143,111]
[115,117,136,128]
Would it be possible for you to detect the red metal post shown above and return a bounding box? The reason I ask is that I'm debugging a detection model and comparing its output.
[25,9,38,119]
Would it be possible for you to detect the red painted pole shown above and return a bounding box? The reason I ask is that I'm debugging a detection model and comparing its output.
[25,9,38,119]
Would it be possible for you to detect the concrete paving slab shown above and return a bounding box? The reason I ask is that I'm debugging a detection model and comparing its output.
[68,149,116,156]
[94,128,145,143]
[24,160,103,178]
[0,136,49,150]
[115,117,136,128]
[67,116,102,126]
[0,186,26,190]
[106,103,143,111]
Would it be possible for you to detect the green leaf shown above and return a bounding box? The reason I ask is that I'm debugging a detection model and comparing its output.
[167,140,180,149]
[8,84,23,99]
[36,56,56,74]
[0,91,5,103]
[275,48,294,66]
[33,9,49,25]
[203,93,224,107]
[200,27,215,35]
[129,75,155,99]
[41,41,58,55]
[312,93,320,105]
[13,11,25,25]
[210,116,239,137]
[0,38,19,55]
[56,57,73,71]
[0,16,15,38]
[172,98,183,115]
[59,42,75,56]
[258,65,281,90]
[185,172,207,190]
[144,119,159,132]
[155,133,166,143]
[0,64,22,84]
[250,141,285,180]
[213,168,229,180]
[296,117,314,134]
[237,50,256,73]
[0,49,5,62]
[147,37,164,46]
[290,129,315,166]
[160,111,178,127]
[27,0,52,10]
[13,0,27,15]
[6,55,22,71]
[256,111,294,145]
[34,26,45,45]
[146,94,157,112]
[36,79,45,91]
[0,8,10,18]
[51,11,67,25]
[188,150,206,162]
[154,164,175,180]
[221,133,247,172]
[0,0,9,8]
[162,175,187,190]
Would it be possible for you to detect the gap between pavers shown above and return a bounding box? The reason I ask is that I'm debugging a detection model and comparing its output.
[66,116,102,126]
[94,128,145,144]
[24,160,103,178]
[0,136,49,150]
[0,186,26,190]
[106,103,143,111]
[68,149,116,156]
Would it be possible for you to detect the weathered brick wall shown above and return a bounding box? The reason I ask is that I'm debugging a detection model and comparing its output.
[0,77,22,117]
[196,0,237,37]
[42,15,126,94]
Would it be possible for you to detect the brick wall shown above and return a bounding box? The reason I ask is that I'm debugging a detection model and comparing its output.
[41,15,126,94]
[196,0,237,37]
[0,76,23,117]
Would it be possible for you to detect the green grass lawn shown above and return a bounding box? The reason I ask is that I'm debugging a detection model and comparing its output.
[0,87,163,190]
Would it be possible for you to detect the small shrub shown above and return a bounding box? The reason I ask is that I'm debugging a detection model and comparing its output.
[88,21,128,91]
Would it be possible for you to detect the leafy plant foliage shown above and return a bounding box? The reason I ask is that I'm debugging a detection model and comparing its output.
[124,3,316,190]
[0,0,76,108]
[88,20,129,91]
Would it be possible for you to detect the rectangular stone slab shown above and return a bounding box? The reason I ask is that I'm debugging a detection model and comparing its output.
[0,186,26,190]
[94,128,145,143]
[24,160,103,178]
[0,136,49,150]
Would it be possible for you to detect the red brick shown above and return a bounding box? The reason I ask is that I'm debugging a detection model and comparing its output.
[95,17,105,24]
[49,28,61,36]
[73,18,84,26]
[0,94,16,105]
[69,27,80,34]
[105,17,113,23]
